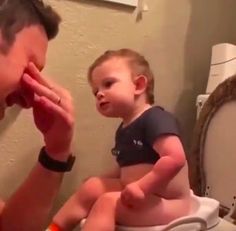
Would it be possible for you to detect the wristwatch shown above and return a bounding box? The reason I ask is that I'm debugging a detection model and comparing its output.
[38,147,75,172]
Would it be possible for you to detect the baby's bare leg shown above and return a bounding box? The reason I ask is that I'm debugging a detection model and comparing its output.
[53,177,122,231]
[82,192,118,231]
[82,192,191,231]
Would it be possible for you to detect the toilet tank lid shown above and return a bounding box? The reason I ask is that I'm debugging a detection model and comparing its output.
[211,43,236,65]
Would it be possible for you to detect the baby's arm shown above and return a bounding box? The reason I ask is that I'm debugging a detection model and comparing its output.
[137,135,186,195]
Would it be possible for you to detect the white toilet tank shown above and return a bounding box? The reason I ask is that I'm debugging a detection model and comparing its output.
[206,43,236,94]
[197,44,236,120]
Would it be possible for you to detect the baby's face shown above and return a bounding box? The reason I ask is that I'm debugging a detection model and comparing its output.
[90,57,136,118]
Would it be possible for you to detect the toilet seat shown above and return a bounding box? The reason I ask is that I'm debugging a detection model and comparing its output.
[80,194,220,230]
[116,194,219,231]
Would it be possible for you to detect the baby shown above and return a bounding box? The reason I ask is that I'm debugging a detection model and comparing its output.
[48,48,191,231]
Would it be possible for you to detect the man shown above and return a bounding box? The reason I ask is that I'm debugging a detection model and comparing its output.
[0,1,75,230]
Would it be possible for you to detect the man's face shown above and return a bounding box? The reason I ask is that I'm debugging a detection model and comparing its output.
[0,25,48,119]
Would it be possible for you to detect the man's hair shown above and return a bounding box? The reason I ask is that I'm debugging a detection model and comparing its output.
[88,48,155,104]
[0,0,61,53]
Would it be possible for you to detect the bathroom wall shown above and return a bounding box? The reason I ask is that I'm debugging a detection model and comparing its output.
[0,0,235,214]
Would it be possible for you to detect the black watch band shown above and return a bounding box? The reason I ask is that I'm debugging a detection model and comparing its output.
[38,147,75,172]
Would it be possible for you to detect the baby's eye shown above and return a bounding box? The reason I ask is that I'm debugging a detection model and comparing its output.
[104,80,114,88]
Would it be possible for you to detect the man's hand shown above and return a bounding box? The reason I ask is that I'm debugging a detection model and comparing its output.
[6,62,74,160]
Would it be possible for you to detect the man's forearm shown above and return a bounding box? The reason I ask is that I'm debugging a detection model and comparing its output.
[1,163,64,231]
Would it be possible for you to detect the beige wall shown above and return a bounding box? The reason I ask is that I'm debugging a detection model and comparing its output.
[0,0,235,213]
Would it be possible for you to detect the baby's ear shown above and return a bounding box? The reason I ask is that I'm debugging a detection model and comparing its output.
[134,75,147,95]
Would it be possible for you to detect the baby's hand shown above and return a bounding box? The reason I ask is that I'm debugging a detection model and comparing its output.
[120,182,145,209]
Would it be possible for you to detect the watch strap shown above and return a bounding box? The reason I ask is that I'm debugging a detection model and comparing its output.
[38,147,75,172]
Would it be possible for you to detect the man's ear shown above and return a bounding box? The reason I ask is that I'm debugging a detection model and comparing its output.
[134,75,147,95]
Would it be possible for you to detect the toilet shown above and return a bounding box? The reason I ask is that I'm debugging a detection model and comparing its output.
[79,44,236,230]
[115,44,236,231]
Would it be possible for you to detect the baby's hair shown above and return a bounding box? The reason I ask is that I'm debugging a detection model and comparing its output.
[88,48,155,104]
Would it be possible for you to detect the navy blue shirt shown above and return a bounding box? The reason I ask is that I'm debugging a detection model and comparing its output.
[111,106,181,167]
